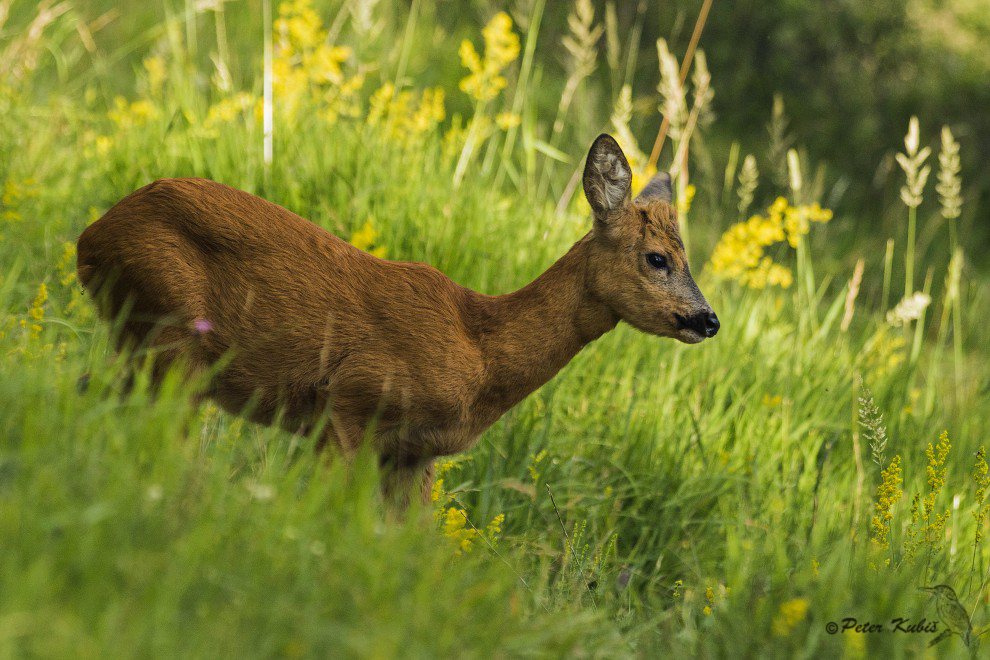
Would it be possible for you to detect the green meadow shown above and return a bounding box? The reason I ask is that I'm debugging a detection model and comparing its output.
[2,1,988,656]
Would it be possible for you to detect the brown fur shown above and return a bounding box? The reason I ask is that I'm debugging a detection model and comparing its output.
[76,134,716,504]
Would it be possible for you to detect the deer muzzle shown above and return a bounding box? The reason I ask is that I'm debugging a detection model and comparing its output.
[675,311,720,338]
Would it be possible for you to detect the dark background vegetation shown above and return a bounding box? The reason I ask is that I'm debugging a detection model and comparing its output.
[657,0,989,246]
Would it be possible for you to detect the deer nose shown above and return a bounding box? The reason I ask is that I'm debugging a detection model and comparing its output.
[704,312,720,337]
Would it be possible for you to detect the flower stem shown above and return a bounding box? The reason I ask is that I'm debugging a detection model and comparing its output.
[905,205,916,298]
[881,238,894,314]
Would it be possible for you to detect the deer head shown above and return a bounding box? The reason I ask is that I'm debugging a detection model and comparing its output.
[581,133,719,343]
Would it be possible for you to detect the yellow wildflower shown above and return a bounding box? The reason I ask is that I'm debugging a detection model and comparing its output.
[772,598,810,636]
[350,219,386,259]
[350,221,375,250]
[79,131,101,158]
[29,282,47,322]
[440,117,469,162]
[441,508,472,552]
[902,492,923,563]
[973,447,990,544]
[204,92,257,130]
[430,458,461,509]
[17,281,48,341]
[708,212,790,288]
[870,455,902,552]
[527,449,548,482]
[443,507,478,554]
[143,55,167,96]
[859,324,906,377]
[495,111,520,130]
[485,513,505,539]
[94,135,112,156]
[459,12,520,102]
[413,87,445,130]
[367,82,394,124]
[782,205,807,248]
[926,431,950,495]
[435,459,458,475]
[108,96,159,129]
[458,40,483,81]
[768,195,788,216]
[272,0,362,122]
[18,319,41,341]
[368,83,445,142]
[922,431,951,551]
[276,0,322,53]
[677,184,696,215]
[2,177,39,222]
[308,44,351,85]
[430,477,446,504]
[320,73,365,123]
[3,177,38,206]
[438,507,505,555]
[808,202,833,222]
[708,196,832,289]
[272,55,308,114]
[56,242,77,286]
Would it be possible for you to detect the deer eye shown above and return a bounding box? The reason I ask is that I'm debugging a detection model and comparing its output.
[646,253,668,270]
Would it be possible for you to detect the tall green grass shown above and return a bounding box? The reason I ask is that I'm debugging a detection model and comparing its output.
[2,1,989,657]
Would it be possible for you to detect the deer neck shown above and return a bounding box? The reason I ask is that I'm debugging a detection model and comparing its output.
[468,236,618,414]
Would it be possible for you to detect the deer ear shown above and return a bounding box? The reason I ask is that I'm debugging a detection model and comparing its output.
[583,134,631,225]
[635,172,673,204]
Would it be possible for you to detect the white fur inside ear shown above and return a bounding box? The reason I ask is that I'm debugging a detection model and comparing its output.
[594,152,631,211]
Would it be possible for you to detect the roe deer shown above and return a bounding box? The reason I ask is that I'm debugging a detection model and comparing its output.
[76,134,718,504]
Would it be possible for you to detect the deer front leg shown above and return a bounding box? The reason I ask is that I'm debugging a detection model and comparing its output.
[379,454,435,510]
[317,406,437,509]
